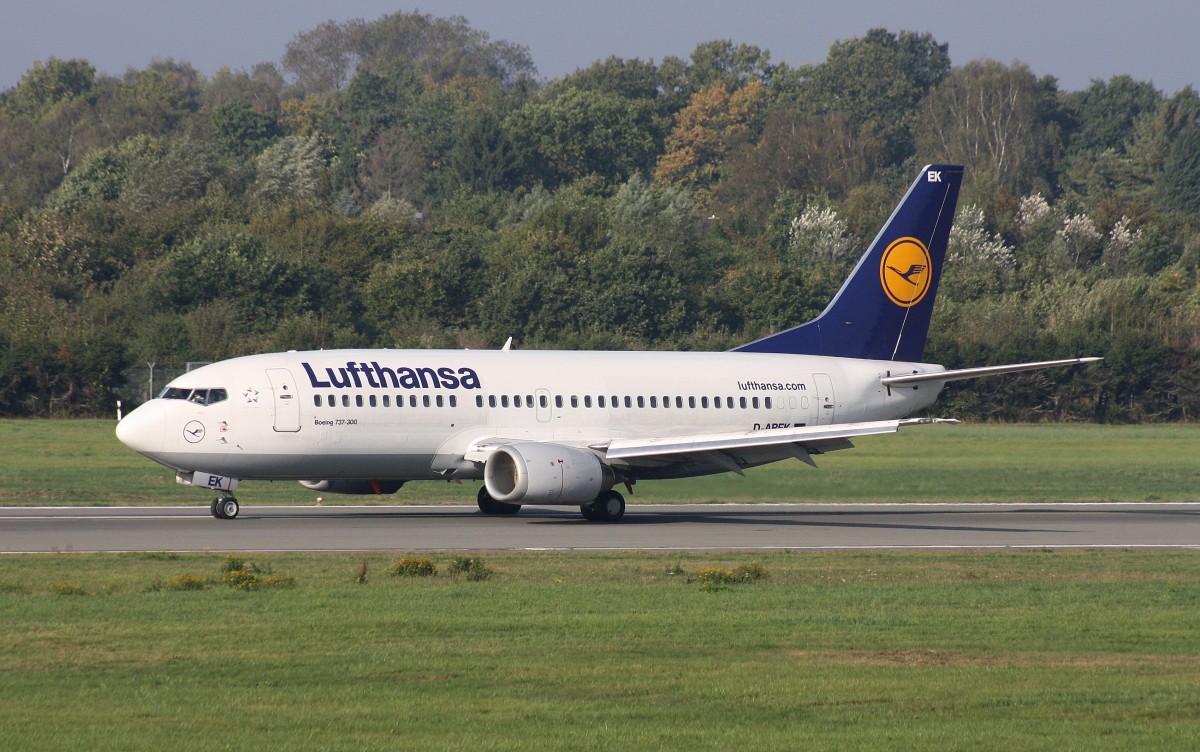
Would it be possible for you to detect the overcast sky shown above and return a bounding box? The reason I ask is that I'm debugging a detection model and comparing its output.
[3,0,1197,95]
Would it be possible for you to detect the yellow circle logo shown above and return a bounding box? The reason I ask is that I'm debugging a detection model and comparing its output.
[879,237,932,308]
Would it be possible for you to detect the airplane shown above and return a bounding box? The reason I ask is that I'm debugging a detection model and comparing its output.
[115,164,1099,521]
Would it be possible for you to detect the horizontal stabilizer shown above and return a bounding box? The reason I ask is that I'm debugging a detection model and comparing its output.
[881,357,1102,387]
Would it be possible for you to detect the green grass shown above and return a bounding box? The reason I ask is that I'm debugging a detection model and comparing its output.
[1,551,1198,750]
[2,419,1199,505]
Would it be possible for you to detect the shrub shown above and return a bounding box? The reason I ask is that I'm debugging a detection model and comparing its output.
[448,555,493,581]
[731,563,769,583]
[694,567,735,585]
[387,556,437,577]
[219,556,295,590]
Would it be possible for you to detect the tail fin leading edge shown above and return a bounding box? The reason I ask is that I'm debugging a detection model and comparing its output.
[735,164,964,362]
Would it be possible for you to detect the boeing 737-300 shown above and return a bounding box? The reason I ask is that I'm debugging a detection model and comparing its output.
[115,165,1099,521]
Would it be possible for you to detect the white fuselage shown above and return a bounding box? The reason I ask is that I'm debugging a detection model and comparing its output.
[116,348,944,483]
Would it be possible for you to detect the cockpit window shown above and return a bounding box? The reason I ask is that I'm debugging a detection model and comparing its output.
[159,387,227,406]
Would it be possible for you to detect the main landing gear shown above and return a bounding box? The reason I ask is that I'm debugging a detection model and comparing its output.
[476,487,521,515]
[210,495,240,520]
[580,490,625,522]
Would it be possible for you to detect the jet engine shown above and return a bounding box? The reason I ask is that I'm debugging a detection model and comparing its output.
[484,442,613,504]
[298,479,406,495]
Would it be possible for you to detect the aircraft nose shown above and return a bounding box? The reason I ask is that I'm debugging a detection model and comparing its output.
[116,401,167,456]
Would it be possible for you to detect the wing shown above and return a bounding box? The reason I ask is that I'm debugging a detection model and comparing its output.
[462,418,957,478]
[595,418,956,475]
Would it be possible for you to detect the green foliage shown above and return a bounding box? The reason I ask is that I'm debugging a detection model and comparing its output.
[220,556,295,590]
[209,101,280,158]
[387,556,437,577]
[448,555,493,581]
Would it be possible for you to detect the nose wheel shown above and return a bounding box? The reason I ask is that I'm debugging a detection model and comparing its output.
[210,496,240,519]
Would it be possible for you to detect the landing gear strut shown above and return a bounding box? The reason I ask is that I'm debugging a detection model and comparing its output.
[581,489,625,522]
[211,496,239,520]
[477,486,521,515]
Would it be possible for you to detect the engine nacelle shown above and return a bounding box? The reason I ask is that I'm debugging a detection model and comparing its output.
[484,442,613,504]
[298,479,405,495]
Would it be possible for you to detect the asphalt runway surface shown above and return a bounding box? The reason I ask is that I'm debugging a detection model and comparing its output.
[2,503,1198,553]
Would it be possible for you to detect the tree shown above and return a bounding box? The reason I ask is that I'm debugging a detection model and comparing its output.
[1155,125,1200,215]
[10,58,96,116]
[209,101,280,158]
[654,81,768,207]
[786,30,950,165]
[506,86,659,185]
[914,60,1063,197]
[1066,76,1162,156]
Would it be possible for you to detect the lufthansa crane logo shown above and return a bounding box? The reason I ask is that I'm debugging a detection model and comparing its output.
[879,237,933,308]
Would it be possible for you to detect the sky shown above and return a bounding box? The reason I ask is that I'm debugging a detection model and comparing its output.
[2,0,1198,95]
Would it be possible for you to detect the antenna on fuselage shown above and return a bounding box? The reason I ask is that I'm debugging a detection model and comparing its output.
[501,337,513,351]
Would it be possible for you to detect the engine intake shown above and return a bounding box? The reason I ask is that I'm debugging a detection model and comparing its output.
[484,442,613,504]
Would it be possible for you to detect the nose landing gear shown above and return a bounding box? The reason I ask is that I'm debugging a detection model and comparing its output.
[210,496,240,519]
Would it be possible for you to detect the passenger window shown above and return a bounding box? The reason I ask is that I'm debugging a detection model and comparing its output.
[489,395,497,408]
[526,395,533,407]
[689,396,696,408]
[514,395,523,408]
[555,396,564,408]
[701,397,709,408]
[477,396,484,408]
[409,396,417,407]
[765,397,773,409]
[501,395,510,408]
[423,395,431,407]
[342,395,350,408]
[649,396,657,408]
[355,395,363,407]
[624,396,632,408]
[383,395,390,408]
[637,396,645,408]
[727,397,734,409]
[740,397,747,409]
[752,397,759,409]
[540,395,548,408]
[450,396,457,407]
[598,396,606,408]
[369,395,377,407]
[329,394,335,406]
[314,395,322,407]
[584,396,592,408]
[571,396,579,408]
[436,395,444,407]
[675,396,683,408]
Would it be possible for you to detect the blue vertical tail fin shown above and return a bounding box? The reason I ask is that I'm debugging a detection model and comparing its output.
[734,164,963,362]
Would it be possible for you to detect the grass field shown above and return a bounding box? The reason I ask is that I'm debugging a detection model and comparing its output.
[1,419,1198,506]
[1,550,1198,750]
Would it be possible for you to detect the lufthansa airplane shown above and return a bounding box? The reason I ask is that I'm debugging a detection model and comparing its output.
[116,165,1098,521]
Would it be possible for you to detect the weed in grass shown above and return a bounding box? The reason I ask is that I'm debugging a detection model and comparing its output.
[665,561,687,578]
[219,556,295,590]
[692,563,769,590]
[168,574,207,591]
[448,555,493,581]
[387,556,437,577]
[0,581,31,594]
[355,559,368,585]
[52,581,85,595]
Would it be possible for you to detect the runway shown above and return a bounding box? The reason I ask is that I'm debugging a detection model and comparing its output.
[2,503,1198,553]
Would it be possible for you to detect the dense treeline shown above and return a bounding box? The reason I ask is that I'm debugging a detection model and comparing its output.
[1,13,1198,420]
